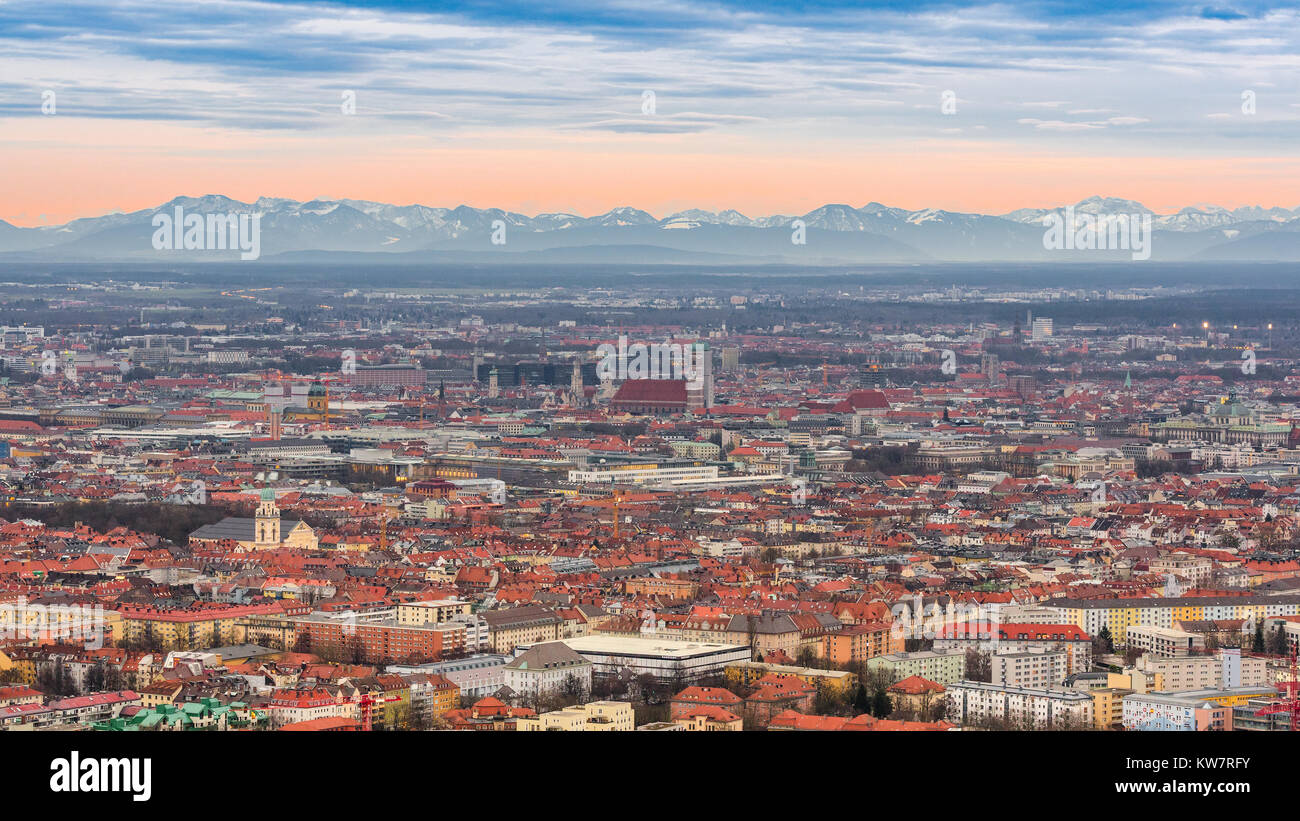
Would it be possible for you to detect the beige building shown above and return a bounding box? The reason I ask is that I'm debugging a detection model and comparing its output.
[396,599,473,626]
[483,605,562,653]
[517,700,635,731]
[1125,625,1206,658]
[1137,652,1267,692]
[1149,553,1214,589]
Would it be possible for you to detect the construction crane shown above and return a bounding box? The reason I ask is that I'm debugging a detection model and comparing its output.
[614,491,624,539]
[1254,649,1300,731]
[592,490,627,539]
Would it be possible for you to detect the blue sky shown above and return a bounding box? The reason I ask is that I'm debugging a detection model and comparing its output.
[2,0,1299,221]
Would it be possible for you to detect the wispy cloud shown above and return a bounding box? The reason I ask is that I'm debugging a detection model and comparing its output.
[3,0,1300,219]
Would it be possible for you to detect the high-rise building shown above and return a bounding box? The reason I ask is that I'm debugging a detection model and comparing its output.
[1032,317,1054,342]
[571,358,584,405]
[721,346,740,373]
[685,342,714,410]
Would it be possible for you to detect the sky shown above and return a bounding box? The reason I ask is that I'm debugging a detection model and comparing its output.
[2,0,1300,225]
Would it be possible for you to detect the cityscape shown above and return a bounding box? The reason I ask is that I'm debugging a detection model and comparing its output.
[4,0,1298,802]
[1,265,1299,740]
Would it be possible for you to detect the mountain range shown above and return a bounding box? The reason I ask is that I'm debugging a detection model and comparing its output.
[4,194,1300,264]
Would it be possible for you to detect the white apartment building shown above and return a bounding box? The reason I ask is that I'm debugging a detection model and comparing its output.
[389,654,511,701]
[948,681,1093,729]
[1137,650,1267,692]
[995,605,1071,625]
[566,465,720,485]
[934,623,1092,676]
[991,650,1068,689]
[1121,690,1238,731]
[1031,317,1053,342]
[450,614,491,652]
[1125,625,1206,658]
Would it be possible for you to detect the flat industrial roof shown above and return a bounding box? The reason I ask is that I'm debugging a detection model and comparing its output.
[551,634,749,659]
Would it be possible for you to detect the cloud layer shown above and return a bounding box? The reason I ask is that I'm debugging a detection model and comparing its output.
[2,0,1299,221]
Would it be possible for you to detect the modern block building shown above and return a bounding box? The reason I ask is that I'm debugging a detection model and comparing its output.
[865,649,968,685]
[947,681,1094,729]
[1046,595,1300,645]
[533,635,751,683]
[991,650,1068,689]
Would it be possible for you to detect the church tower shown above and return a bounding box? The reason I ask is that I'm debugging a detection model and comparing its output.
[307,380,328,415]
[571,357,584,406]
[255,488,281,547]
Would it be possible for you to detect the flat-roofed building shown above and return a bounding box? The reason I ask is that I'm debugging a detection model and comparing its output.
[396,599,473,626]
[529,635,751,683]
[1136,650,1268,691]
[517,700,634,731]
[1126,625,1206,657]
[388,654,511,701]
[866,649,968,685]
[948,681,1094,729]
[992,650,1068,689]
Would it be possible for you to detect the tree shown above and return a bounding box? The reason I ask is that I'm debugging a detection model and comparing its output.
[1267,624,1290,657]
[852,683,870,715]
[561,672,589,705]
[745,614,760,658]
[1096,625,1114,655]
[964,649,991,683]
[1253,622,1266,653]
[385,702,413,731]
[870,689,893,718]
[925,695,950,723]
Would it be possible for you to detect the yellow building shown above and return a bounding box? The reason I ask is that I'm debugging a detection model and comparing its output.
[517,701,635,731]
[118,603,283,651]
[724,661,857,694]
[1091,688,1132,730]
[1050,595,1300,645]
[1108,669,1163,693]
[424,675,460,719]
[0,598,122,647]
[675,710,744,731]
[139,680,183,708]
